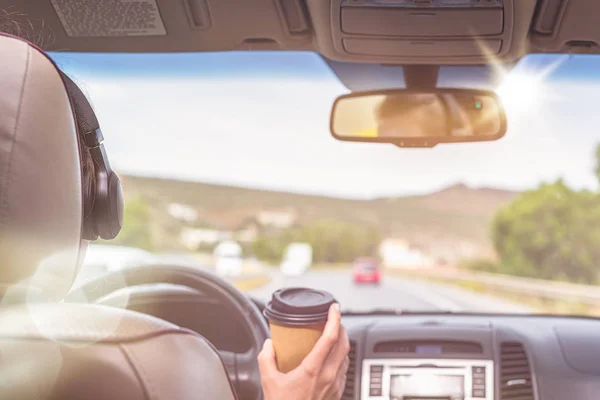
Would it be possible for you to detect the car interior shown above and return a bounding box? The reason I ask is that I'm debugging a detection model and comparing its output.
[1,0,600,399]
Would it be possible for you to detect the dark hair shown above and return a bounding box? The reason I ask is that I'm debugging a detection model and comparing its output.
[0,10,54,48]
[79,140,96,218]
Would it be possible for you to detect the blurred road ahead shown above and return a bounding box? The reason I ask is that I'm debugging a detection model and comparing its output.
[248,268,532,314]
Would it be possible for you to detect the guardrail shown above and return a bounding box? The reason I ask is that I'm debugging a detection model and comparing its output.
[396,267,600,306]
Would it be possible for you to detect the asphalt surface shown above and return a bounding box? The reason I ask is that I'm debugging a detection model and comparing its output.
[248,269,532,314]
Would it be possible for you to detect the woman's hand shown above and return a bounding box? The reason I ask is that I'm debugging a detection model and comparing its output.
[258,303,350,400]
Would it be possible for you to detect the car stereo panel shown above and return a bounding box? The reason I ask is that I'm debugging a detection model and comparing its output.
[361,358,494,400]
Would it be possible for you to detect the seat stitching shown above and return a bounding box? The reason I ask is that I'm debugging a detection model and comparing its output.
[0,43,30,228]
[120,343,154,400]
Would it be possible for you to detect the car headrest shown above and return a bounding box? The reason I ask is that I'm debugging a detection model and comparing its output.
[0,33,85,304]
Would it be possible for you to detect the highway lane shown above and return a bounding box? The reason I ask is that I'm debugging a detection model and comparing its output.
[75,249,532,313]
[248,269,532,313]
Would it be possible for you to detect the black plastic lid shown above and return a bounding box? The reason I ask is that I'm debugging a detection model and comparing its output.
[264,287,336,326]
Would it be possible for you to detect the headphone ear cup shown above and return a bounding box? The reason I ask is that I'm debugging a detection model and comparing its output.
[80,172,122,241]
[99,173,124,240]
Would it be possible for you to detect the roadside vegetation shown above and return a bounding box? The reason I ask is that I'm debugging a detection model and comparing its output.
[253,219,380,264]
[463,144,600,285]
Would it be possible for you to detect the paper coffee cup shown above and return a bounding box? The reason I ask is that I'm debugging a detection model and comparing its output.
[264,288,336,373]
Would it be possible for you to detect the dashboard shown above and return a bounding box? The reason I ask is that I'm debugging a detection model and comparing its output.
[96,284,600,400]
[342,314,600,400]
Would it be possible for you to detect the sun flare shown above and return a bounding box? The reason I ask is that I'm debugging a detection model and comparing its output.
[493,55,570,115]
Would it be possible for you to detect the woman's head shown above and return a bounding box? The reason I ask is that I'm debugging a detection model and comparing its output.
[375,93,449,138]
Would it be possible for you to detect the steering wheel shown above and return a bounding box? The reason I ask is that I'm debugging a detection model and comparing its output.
[66,265,269,400]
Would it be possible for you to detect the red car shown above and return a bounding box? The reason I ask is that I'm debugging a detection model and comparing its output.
[352,258,382,284]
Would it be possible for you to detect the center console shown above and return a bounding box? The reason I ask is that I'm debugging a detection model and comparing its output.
[361,358,494,400]
[346,321,510,400]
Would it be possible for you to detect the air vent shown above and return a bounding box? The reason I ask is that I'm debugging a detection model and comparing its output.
[500,342,535,400]
[342,341,356,399]
[374,340,483,354]
[533,0,568,35]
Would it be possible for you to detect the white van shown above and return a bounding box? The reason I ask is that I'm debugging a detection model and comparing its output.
[280,243,312,276]
[213,240,243,277]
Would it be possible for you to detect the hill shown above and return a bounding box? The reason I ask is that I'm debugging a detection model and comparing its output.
[120,175,518,259]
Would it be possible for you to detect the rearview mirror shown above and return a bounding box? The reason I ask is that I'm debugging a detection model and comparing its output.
[330,89,507,148]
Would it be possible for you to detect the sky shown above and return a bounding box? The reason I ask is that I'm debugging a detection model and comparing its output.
[50,51,600,199]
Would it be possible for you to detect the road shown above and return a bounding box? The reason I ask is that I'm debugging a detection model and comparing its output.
[76,248,532,314]
[248,269,532,313]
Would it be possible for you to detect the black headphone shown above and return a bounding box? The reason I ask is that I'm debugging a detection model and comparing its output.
[60,72,124,241]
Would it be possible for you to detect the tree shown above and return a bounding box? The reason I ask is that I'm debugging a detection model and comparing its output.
[108,198,155,251]
[491,180,600,284]
[295,219,381,263]
[252,234,285,263]
[251,219,381,264]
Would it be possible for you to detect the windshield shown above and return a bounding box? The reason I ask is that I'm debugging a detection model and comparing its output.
[54,51,600,316]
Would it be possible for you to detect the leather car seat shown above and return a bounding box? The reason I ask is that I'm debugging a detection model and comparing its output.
[0,33,237,400]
